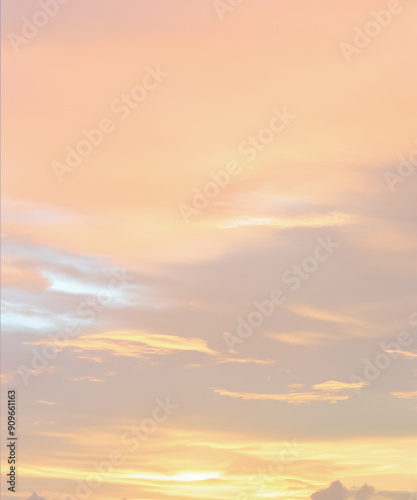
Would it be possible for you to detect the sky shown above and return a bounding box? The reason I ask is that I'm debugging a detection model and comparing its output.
[1,0,417,499]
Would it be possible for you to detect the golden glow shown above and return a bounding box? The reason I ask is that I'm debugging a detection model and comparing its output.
[10,434,417,499]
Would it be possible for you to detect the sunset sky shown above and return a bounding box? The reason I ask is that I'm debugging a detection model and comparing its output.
[1,1,417,499]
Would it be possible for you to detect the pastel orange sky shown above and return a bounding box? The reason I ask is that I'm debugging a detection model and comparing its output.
[1,1,417,499]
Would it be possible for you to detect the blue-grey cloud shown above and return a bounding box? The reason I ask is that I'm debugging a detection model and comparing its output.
[311,481,410,500]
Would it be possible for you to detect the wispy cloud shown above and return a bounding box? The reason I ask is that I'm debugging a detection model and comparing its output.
[30,330,218,359]
[390,390,417,400]
[65,376,104,383]
[384,349,417,359]
[287,305,368,329]
[212,380,365,405]
[267,331,335,346]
